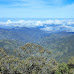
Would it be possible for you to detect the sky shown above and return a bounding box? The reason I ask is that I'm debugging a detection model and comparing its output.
[0,0,74,18]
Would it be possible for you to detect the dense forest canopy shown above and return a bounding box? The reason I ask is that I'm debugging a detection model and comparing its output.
[0,43,74,74]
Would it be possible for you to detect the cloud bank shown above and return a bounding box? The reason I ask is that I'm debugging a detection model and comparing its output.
[0,19,74,32]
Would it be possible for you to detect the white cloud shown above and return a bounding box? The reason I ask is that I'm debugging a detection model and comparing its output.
[41,27,53,31]
[0,19,74,32]
[0,20,44,27]
[67,21,74,25]
[54,19,63,24]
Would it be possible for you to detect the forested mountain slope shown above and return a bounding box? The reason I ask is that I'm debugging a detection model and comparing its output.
[0,39,22,54]
[40,32,74,62]
[0,27,48,43]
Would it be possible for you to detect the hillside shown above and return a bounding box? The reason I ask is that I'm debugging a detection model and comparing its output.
[0,27,48,43]
[40,32,74,62]
[0,39,22,54]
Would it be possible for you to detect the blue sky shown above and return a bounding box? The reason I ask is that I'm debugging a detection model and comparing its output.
[0,0,74,18]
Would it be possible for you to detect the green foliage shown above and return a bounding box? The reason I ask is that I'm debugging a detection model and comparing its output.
[69,68,74,74]
[0,53,57,74]
[0,40,74,74]
[55,63,69,74]
[68,57,74,66]
[14,43,52,59]
[0,44,56,74]
[0,48,7,59]
[68,57,74,74]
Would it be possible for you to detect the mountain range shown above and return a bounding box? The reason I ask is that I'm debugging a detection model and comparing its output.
[0,26,74,62]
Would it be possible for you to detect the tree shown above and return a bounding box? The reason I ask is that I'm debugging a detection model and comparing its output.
[14,43,52,59]
[55,63,69,74]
